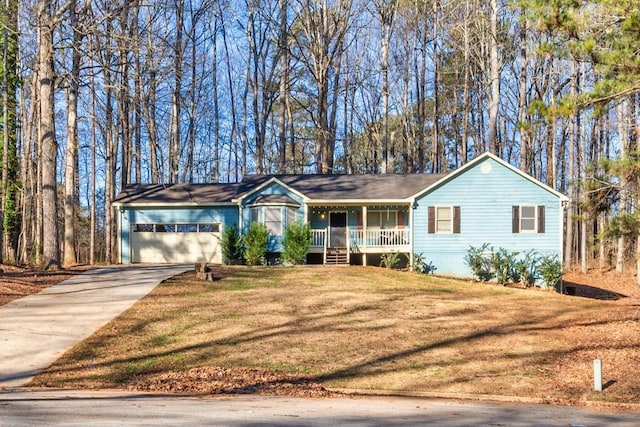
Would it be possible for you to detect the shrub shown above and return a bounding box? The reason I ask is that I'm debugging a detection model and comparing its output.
[221,223,244,264]
[513,249,540,287]
[282,222,312,265]
[538,255,563,289]
[413,253,436,274]
[464,243,493,281]
[243,222,270,266]
[490,247,519,285]
[380,252,403,269]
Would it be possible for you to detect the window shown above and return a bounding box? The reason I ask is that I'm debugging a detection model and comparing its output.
[367,211,397,229]
[286,207,297,227]
[264,207,282,235]
[133,223,220,233]
[199,223,220,233]
[177,224,198,233]
[520,206,536,232]
[133,224,154,232]
[155,224,175,232]
[428,206,461,234]
[436,207,452,233]
[250,207,259,224]
[512,205,545,233]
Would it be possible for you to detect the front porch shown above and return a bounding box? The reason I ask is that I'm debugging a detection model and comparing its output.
[306,204,412,265]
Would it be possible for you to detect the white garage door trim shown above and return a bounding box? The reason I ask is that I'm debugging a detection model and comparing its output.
[131,223,222,263]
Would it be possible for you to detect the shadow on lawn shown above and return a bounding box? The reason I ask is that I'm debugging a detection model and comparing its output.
[560,281,627,301]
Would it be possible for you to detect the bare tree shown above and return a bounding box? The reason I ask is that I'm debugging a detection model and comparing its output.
[293,0,352,174]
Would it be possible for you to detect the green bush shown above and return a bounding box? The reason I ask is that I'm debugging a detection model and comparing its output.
[380,252,403,269]
[282,222,312,265]
[490,248,519,285]
[464,243,494,281]
[513,249,540,287]
[413,253,436,274]
[221,223,244,264]
[538,255,563,289]
[243,222,270,266]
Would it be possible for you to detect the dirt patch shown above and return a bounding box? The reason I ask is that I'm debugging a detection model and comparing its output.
[0,264,90,306]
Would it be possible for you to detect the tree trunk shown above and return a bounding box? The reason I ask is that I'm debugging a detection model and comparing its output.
[170,0,184,184]
[277,0,288,172]
[616,99,629,273]
[488,0,500,155]
[1,0,19,264]
[518,14,530,174]
[37,0,60,270]
[63,0,83,267]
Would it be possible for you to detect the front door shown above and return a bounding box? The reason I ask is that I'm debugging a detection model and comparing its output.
[329,212,347,247]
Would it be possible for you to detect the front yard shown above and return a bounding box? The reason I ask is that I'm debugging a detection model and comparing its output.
[32,266,640,405]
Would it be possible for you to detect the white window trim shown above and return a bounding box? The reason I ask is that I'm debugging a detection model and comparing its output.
[435,206,454,234]
[519,205,537,233]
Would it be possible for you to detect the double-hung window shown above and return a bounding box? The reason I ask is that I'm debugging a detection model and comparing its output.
[512,205,545,233]
[264,207,283,236]
[428,206,461,234]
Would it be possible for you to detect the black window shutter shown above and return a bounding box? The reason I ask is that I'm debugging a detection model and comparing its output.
[538,206,545,233]
[428,206,435,234]
[512,206,520,233]
[453,206,461,233]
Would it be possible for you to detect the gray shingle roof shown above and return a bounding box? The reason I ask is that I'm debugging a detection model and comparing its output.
[241,174,446,201]
[113,183,243,205]
[114,173,446,205]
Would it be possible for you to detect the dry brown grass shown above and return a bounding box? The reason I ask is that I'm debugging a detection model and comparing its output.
[32,265,640,404]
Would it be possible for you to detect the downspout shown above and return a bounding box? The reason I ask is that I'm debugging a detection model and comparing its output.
[561,199,569,267]
[116,205,123,264]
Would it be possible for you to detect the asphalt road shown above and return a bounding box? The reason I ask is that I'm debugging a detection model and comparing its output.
[1,389,638,426]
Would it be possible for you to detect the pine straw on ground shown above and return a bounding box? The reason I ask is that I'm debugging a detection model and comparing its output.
[126,366,338,397]
[0,264,90,306]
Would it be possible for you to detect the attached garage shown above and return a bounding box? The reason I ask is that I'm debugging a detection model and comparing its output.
[114,183,243,264]
[130,223,221,263]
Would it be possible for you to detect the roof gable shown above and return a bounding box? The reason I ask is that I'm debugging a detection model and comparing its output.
[411,152,569,201]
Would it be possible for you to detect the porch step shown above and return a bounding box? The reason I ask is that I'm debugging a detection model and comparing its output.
[325,247,349,265]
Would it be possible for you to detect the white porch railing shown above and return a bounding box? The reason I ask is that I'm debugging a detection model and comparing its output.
[311,228,328,264]
[349,228,411,248]
[310,227,410,250]
[311,229,327,247]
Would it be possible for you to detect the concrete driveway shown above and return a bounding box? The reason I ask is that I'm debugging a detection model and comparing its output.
[0,264,192,388]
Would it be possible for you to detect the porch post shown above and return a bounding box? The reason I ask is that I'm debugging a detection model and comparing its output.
[409,201,414,271]
[362,206,367,266]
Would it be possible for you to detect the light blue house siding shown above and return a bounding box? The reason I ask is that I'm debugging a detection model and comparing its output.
[119,206,238,263]
[240,181,306,252]
[413,157,564,279]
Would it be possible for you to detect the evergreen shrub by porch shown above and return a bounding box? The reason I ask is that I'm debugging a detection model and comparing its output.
[221,223,244,264]
[282,222,312,265]
[244,222,269,265]
[380,252,403,269]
